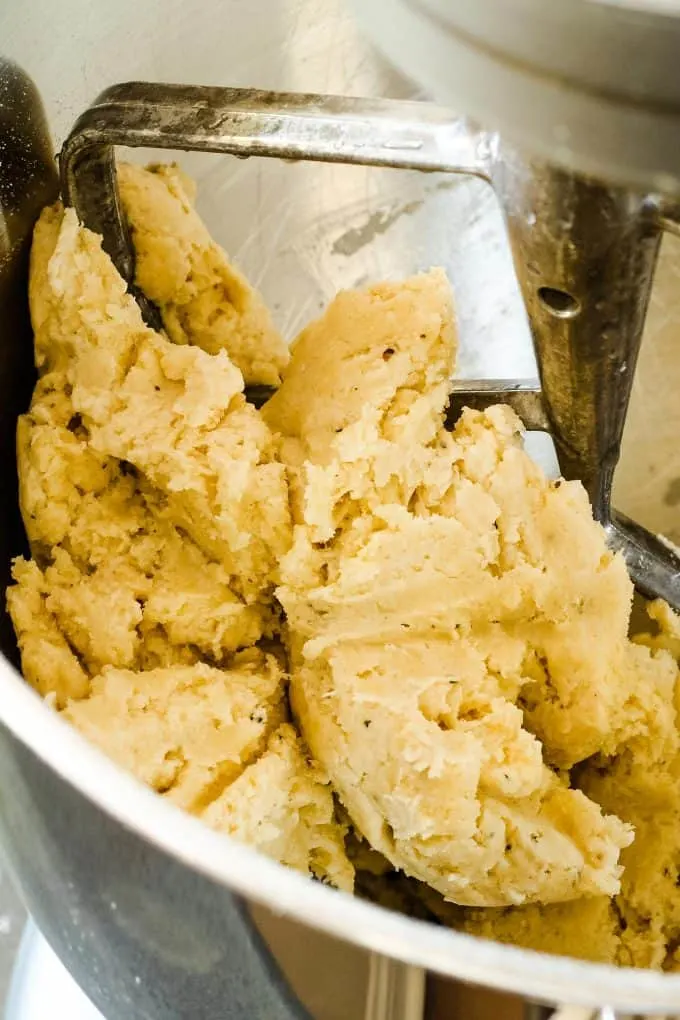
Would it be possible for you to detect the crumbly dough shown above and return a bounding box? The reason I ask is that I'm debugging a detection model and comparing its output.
[262,269,457,542]
[8,180,352,889]
[29,203,291,600]
[6,557,89,704]
[62,651,285,811]
[582,744,680,970]
[269,270,677,908]
[117,162,289,387]
[11,369,268,696]
[457,895,621,965]
[459,644,680,969]
[9,164,680,945]
[203,723,354,892]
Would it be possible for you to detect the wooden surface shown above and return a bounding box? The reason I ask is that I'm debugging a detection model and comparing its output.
[251,900,532,1019]
[426,976,526,1020]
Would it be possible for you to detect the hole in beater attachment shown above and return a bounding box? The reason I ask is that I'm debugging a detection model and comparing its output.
[537,286,581,319]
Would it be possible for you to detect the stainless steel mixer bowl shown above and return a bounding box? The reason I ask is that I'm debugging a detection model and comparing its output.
[0,2,679,1017]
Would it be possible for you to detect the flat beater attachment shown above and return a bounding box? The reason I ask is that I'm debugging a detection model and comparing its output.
[60,82,679,609]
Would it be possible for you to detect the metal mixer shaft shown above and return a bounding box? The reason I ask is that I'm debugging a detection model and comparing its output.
[59,82,680,609]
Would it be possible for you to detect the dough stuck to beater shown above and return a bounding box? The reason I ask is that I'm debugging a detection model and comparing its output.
[117,161,289,388]
[7,161,680,956]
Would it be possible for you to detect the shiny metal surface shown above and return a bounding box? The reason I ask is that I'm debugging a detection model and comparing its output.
[60,81,491,335]
[0,2,678,1019]
[495,152,679,605]
[6,919,426,1020]
[494,155,659,508]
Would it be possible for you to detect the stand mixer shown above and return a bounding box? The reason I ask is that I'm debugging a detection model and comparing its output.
[58,1,680,609]
[1,3,680,1020]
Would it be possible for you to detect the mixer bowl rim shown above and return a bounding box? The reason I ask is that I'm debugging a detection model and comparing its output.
[0,652,679,1009]
[594,0,680,11]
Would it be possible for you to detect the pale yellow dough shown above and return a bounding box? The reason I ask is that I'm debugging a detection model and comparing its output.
[9,163,680,947]
[6,557,89,704]
[203,723,354,892]
[458,610,680,969]
[11,368,268,693]
[458,756,680,970]
[269,270,677,908]
[8,183,352,890]
[62,651,285,812]
[117,162,289,387]
[29,203,291,599]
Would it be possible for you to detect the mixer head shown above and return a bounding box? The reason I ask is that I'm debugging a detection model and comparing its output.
[352,0,680,194]
[59,82,679,610]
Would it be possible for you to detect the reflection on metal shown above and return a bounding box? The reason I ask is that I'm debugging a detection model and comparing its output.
[364,955,425,1020]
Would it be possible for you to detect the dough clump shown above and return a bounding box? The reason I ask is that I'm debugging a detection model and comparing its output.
[8,174,351,891]
[117,162,289,387]
[267,270,676,908]
[458,606,680,968]
[9,162,680,947]
[204,723,354,891]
